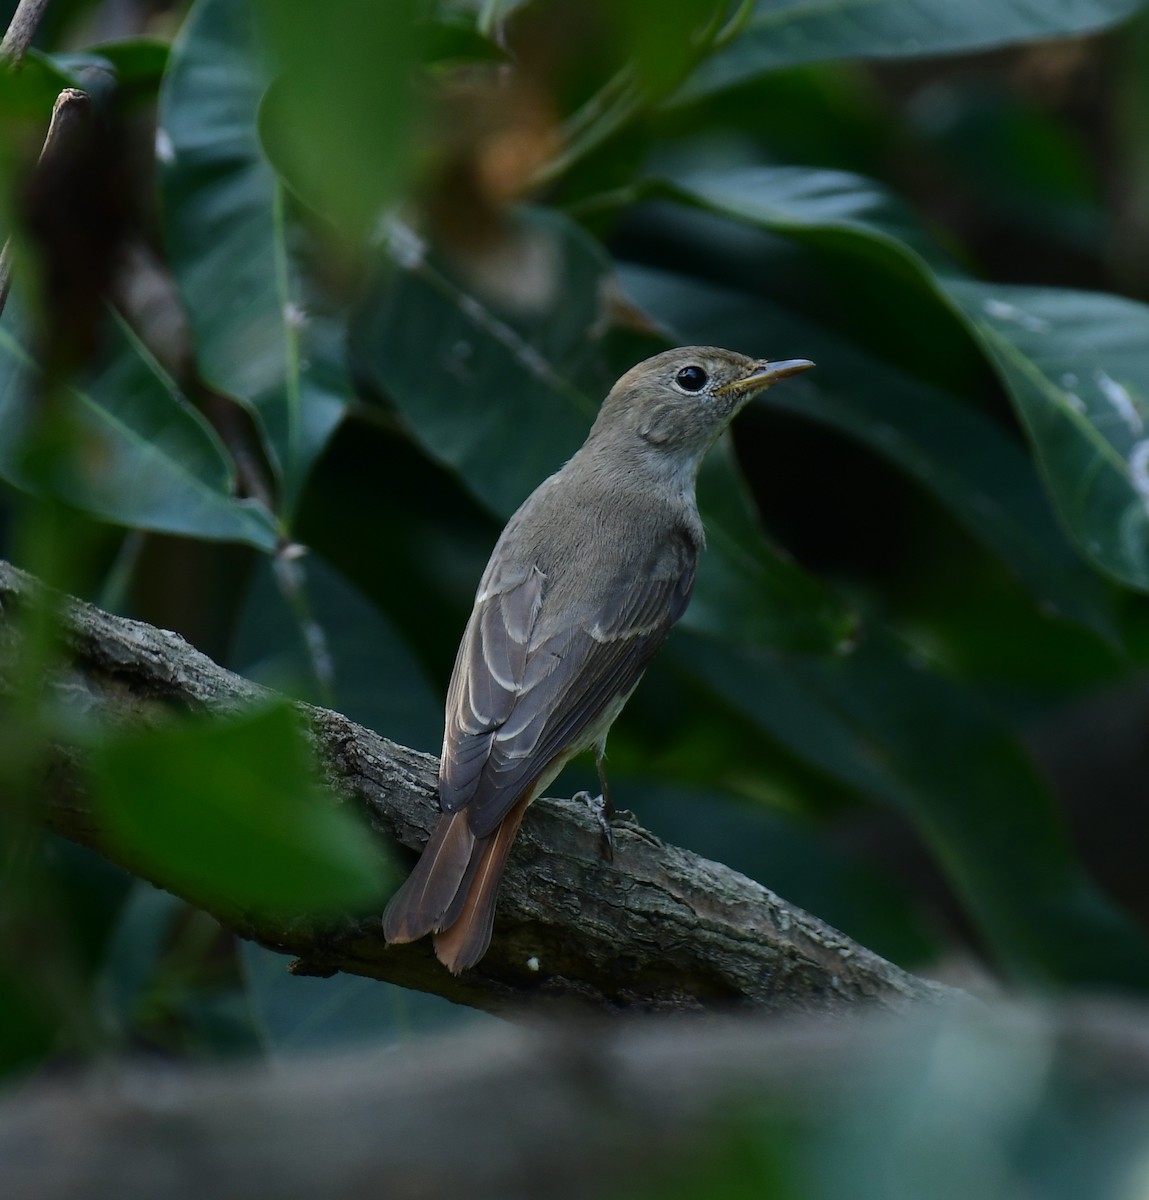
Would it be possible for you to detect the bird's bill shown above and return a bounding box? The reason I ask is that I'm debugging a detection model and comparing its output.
[715,358,815,397]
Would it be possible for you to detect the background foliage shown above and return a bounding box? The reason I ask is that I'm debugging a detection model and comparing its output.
[3,0,1149,1193]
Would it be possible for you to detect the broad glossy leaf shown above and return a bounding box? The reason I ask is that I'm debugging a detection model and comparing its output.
[92,703,389,916]
[682,0,1146,100]
[160,0,348,515]
[0,313,278,548]
[658,166,1149,591]
[620,264,1118,641]
[658,165,951,271]
[673,629,1149,989]
[351,208,853,652]
[354,211,602,519]
[948,281,1149,590]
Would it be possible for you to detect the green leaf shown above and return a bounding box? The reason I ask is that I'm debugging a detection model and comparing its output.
[656,166,1149,592]
[351,208,853,652]
[659,165,951,271]
[948,281,1149,591]
[49,40,170,91]
[673,629,1149,990]
[160,0,348,515]
[0,965,57,1074]
[620,264,1118,642]
[92,703,389,916]
[682,0,1146,100]
[254,0,425,239]
[0,313,278,549]
[354,210,602,518]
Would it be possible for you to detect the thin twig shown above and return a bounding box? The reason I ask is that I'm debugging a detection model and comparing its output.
[0,0,51,65]
[0,87,90,319]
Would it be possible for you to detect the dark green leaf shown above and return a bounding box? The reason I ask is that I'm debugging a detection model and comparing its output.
[351,207,853,652]
[948,281,1149,591]
[160,0,349,515]
[621,264,1119,641]
[353,210,602,519]
[658,165,951,271]
[673,629,1149,989]
[682,0,1146,100]
[49,40,170,91]
[0,966,57,1074]
[657,166,1149,592]
[92,703,389,916]
[0,312,278,548]
[96,881,182,1038]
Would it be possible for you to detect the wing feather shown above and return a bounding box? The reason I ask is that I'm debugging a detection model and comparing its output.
[440,530,697,837]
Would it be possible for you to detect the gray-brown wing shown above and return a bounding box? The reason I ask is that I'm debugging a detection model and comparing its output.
[439,535,697,839]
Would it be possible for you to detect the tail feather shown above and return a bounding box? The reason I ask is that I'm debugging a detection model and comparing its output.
[383,810,478,944]
[433,793,530,974]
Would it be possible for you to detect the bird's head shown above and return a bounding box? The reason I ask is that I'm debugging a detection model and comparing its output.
[590,347,814,467]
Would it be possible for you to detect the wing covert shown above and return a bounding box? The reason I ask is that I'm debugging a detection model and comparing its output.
[440,530,698,837]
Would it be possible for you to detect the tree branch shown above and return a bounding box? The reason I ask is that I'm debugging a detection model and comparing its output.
[0,559,958,1015]
[0,0,51,64]
[0,87,90,319]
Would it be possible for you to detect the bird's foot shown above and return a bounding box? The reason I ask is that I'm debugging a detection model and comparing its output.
[573,790,614,863]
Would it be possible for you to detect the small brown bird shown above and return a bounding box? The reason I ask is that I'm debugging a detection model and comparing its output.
[383,346,814,972]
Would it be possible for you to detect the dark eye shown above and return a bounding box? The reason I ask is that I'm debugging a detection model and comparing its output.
[675,365,709,392]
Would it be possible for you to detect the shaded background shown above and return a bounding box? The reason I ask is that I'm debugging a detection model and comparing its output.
[2,0,1149,1194]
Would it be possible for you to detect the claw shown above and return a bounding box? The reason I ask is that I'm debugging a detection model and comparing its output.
[573,790,614,863]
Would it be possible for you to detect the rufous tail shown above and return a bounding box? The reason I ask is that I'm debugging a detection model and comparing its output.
[432,793,531,975]
[382,810,480,945]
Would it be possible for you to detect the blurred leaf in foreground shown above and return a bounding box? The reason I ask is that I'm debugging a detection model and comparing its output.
[254,0,426,239]
[92,704,388,916]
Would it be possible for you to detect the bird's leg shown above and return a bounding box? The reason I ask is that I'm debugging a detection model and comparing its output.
[574,746,615,862]
[595,747,615,824]
[572,788,614,863]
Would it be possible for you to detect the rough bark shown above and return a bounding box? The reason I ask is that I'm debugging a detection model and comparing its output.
[0,559,958,1015]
